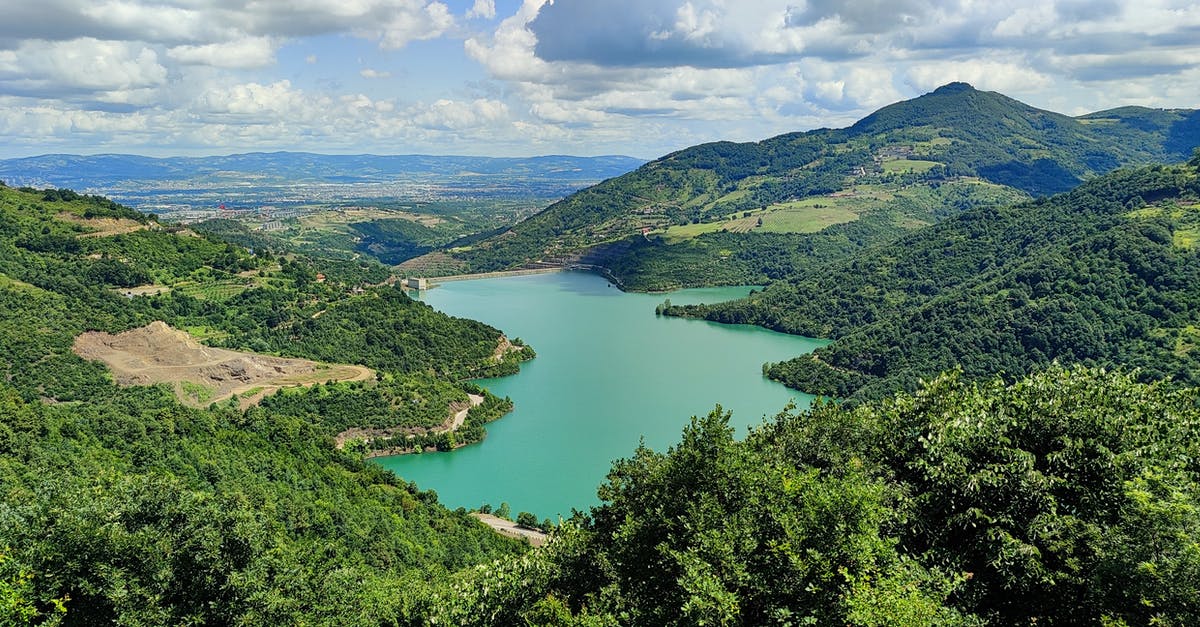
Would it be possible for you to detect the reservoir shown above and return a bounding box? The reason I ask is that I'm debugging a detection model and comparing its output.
[376,271,824,519]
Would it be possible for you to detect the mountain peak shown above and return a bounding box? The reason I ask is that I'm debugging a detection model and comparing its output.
[849,81,1054,138]
[931,81,977,95]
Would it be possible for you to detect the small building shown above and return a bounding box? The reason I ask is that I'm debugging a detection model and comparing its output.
[406,277,429,290]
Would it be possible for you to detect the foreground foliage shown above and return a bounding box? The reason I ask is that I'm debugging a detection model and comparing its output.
[441,367,1200,625]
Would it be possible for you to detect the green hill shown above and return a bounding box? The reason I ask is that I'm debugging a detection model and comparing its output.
[442,84,1197,290]
[666,160,1200,401]
[0,183,532,623]
[422,367,1200,626]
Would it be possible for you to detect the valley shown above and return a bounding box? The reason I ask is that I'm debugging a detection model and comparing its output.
[378,272,824,518]
[1,82,1198,626]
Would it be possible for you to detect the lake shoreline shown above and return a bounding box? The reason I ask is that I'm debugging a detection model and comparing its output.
[377,272,824,518]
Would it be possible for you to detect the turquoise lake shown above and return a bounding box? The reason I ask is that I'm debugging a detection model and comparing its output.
[375,271,825,519]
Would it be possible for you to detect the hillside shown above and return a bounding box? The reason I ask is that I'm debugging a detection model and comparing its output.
[420,367,1200,625]
[665,160,1200,401]
[441,84,1198,290]
[0,182,535,623]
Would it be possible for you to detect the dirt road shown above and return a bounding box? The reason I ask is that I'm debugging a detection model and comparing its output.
[470,513,548,547]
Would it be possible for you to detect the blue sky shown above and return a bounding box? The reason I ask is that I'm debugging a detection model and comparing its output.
[0,0,1197,160]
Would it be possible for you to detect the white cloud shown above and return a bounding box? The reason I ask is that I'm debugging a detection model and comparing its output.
[1,0,1199,159]
[0,38,167,95]
[375,1,455,49]
[412,98,509,129]
[78,1,219,44]
[467,0,496,20]
[167,37,277,69]
[906,60,1053,94]
[196,80,309,118]
[673,2,720,42]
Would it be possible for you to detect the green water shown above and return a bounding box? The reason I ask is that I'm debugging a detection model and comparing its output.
[376,271,825,518]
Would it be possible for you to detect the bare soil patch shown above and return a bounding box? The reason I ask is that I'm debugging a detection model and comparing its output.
[490,335,525,363]
[470,513,548,547]
[115,284,172,298]
[58,213,150,238]
[73,321,373,408]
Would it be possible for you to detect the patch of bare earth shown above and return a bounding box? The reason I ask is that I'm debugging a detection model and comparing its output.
[72,321,373,408]
[470,513,548,547]
[394,251,468,276]
[115,285,171,297]
[335,393,484,454]
[58,213,151,238]
[490,335,524,363]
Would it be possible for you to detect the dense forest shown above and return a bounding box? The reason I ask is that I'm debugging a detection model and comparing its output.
[417,367,1200,625]
[666,160,1200,401]
[0,183,535,624]
[449,84,1197,289]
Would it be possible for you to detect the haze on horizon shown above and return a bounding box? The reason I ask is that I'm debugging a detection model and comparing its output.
[1,0,1197,160]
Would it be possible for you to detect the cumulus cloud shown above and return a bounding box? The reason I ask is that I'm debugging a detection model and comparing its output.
[467,0,497,20]
[0,38,167,97]
[1,0,1199,159]
[167,37,276,69]
[464,0,1200,149]
[0,1,459,53]
[527,0,780,68]
[906,60,1053,94]
[374,1,455,49]
[411,98,509,129]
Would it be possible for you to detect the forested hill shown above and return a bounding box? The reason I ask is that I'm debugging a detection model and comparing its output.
[666,159,1200,401]
[446,83,1197,288]
[847,82,1190,193]
[0,183,535,623]
[411,367,1200,625]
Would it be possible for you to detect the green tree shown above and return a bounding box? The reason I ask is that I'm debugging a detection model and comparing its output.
[0,550,66,626]
[515,512,540,530]
[562,407,968,625]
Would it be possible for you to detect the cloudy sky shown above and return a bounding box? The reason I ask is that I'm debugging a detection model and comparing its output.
[1,0,1197,159]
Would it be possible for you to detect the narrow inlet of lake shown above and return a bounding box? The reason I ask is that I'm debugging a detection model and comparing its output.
[375,271,825,519]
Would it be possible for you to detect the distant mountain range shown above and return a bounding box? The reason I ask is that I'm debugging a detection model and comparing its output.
[0,152,647,189]
[438,83,1198,289]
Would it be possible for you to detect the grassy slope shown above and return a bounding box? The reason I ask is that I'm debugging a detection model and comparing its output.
[666,163,1200,401]
[450,83,1197,290]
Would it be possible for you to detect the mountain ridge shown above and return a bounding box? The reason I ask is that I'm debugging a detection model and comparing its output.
[440,83,1198,288]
